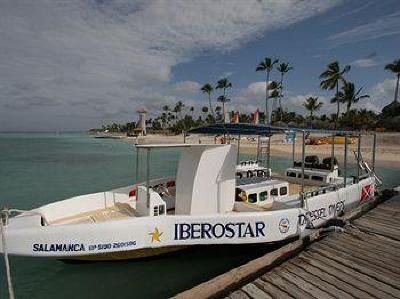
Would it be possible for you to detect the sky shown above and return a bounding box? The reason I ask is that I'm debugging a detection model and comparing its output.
[0,0,399,131]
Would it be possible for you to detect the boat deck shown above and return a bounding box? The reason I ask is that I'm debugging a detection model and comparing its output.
[288,182,315,196]
[50,182,317,225]
[50,203,136,225]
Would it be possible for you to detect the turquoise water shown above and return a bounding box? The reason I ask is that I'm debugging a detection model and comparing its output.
[0,133,399,298]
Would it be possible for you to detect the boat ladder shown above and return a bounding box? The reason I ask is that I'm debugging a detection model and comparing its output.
[353,150,383,187]
[257,136,270,169]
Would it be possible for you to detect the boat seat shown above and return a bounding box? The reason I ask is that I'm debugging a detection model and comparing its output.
[233,202,270,212]
[270,198,302,210]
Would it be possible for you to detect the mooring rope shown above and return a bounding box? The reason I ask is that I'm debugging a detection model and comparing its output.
[1,209,15,299]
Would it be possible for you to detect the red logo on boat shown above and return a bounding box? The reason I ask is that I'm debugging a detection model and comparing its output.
[360,184,374,202]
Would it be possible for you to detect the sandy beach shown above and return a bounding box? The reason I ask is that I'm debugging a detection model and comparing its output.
[122,132,400,168]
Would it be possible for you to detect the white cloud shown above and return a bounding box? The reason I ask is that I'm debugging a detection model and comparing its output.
[233,82,332,115]
[0,0,341,130]
[328,10,400,46]
[232,77,398,117]
[173,81,201,95]
[240,82,267,98]
[366,78,396,111]
[351,58,378,68]
[286,79,397,115]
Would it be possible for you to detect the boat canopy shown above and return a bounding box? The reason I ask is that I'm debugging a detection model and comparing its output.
[188,123,373,136]
[188,123,278,136]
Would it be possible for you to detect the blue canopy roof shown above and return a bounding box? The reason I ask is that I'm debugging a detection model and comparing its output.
[188,123,367,136]
[188,123,280,136]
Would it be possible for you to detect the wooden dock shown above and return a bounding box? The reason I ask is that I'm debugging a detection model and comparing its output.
[175,194,400,299]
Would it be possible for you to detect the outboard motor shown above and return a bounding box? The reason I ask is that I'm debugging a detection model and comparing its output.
[322,157,338,169]
[305,155,319,168]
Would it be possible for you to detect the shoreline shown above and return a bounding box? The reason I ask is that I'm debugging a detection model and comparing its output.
[102,132,400,168]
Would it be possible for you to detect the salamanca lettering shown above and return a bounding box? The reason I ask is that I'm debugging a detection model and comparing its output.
[33,243,86,252]
[174,222,266,240]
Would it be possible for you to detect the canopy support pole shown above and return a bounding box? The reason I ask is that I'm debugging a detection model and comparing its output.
[344,134,348,187]
[237,133,241,165]
[267,134,271,175]
[331,133,335,171]
[357,134,362,183]
[301,131,306,197]
[372,133,377,172]
[146,148,150,208]
[135,146,139,184]
[292,132,296,166]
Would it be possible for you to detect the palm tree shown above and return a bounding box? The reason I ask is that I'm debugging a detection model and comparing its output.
[201,106,209,120]
[201,83,214,115]
[189,106,194,118]
[335,81,370,112]
[276,63,293,120]
[256,57,279,125]
[161,112,167,128]
[217,95,231,121]
[267,81,280,122]
[173,101,185,121]
[384,59,400,102]
[303,97,323,119]
[162,105,171,126]
[215,106,222,119]
[320,61,351,126]
[216,78,232,121]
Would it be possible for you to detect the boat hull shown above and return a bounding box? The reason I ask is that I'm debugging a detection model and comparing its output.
[0,177,375,260]
[64,246,186,261]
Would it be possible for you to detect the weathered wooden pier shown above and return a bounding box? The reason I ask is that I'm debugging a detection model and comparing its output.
[175,192,400,298]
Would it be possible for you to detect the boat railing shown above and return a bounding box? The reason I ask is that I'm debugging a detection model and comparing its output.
[302,184,338,200]
[301,173,375,207]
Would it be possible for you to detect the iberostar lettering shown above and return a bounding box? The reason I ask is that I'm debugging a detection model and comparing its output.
[33,243,86,252]
[174,221,266,240]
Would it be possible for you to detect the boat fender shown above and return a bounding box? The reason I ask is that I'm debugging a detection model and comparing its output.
[236,172,243,179]
[159,185,171,197]
[166,180,175,188]
[247,170,254,178]
[129,189,136,197]
[257,170,266,177]
[239,191,247,202]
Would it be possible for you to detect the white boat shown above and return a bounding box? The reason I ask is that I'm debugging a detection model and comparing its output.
[285,155,340,186]
[0,124,379,260]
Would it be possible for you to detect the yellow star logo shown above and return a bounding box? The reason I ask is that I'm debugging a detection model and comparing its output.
[149,227,163,242]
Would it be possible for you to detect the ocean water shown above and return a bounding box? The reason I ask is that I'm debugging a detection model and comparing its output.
[0,133,399,298]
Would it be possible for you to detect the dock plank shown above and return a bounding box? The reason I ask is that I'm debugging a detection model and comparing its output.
[354,218,400,241]
[175,195,400,299]
[327,233,400,263]
[362,210,400,222]
[293,255,375,298]
[253,278,294,299]
[241,283,273,299]
[259,271,316,299]
[228,290,251,299]
[281,262,355,299]
[273,264,337,299]
[302,250,400,298]
[311,242,400,281]
[345,228,400,249]
[321,237,400,270]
